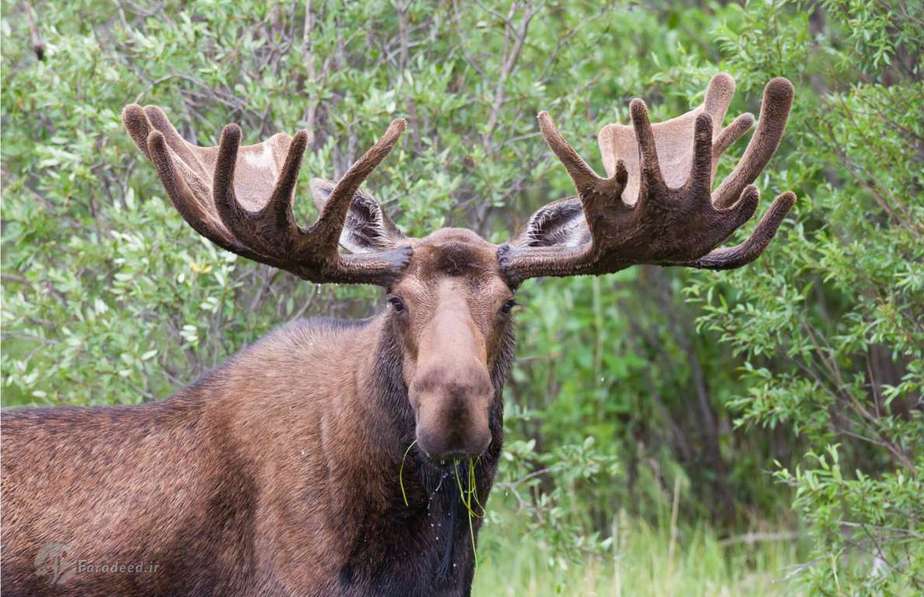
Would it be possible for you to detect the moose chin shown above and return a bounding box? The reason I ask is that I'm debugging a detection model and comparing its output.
[1,73,795,596]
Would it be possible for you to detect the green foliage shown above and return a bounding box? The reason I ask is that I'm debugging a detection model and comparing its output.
[688,0,924,591]
[476,507,805,596]
[2,0,922,593]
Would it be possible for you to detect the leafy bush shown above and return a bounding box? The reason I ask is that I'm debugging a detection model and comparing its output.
[2,0,921,593]
[691,0,924,591]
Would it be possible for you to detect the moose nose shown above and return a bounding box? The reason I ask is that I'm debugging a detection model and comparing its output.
[417,424,492,461]
[411,372,494,460]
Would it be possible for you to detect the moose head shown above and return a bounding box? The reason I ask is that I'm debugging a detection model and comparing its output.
[121,73,795,461]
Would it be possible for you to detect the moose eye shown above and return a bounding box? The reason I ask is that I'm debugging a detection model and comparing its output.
[500,298,518,314]
[388,296,406,313]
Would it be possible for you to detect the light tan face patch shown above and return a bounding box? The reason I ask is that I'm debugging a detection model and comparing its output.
[385,228,514,457]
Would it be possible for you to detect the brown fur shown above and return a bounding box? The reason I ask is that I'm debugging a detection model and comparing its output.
[1,233,515,596]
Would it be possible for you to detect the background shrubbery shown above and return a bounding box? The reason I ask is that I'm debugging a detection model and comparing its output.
[2,1,921,594]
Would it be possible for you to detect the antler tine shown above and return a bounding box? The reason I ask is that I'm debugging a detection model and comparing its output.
[311,119,407,249]
[713,112,755,159]
[212,123,310,257]
[123,104,153,160]
[269,129,311,230]
[713,78,794,208]
[538,111,630,212]
[684,112,714,197]
[703,72,735,121]
[144,106,211,179]
[703,73,755,167]
[537,112,606,195]
[629,99,669,201]
[688,191,796,269]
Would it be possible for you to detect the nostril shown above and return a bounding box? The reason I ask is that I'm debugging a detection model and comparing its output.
[416,427,492,461]
[438,448,469,460]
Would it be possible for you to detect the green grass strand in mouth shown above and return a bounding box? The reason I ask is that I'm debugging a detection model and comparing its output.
[399,446,484,568]
[454,457,481,568]
[399,439,417,507]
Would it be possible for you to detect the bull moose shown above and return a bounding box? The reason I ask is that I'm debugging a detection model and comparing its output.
[1,73,795,596]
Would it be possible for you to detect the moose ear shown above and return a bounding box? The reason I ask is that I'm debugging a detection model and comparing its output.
[310,178,407,254]
[512,197,590,248]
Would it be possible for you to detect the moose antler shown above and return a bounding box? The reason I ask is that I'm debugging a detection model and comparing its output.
[500,74,796,283]
[122,105,411,285]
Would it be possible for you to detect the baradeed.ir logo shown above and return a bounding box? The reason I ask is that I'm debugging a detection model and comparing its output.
[34,542,76,585]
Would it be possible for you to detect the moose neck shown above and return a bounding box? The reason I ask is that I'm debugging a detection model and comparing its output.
[328,312,514,593]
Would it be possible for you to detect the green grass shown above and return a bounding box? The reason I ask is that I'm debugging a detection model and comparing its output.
[473,513,805,596]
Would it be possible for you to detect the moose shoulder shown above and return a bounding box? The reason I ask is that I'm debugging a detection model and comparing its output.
[1,74,795,596]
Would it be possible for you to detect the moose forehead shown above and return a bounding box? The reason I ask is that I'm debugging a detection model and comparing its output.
[400,228,504,287]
